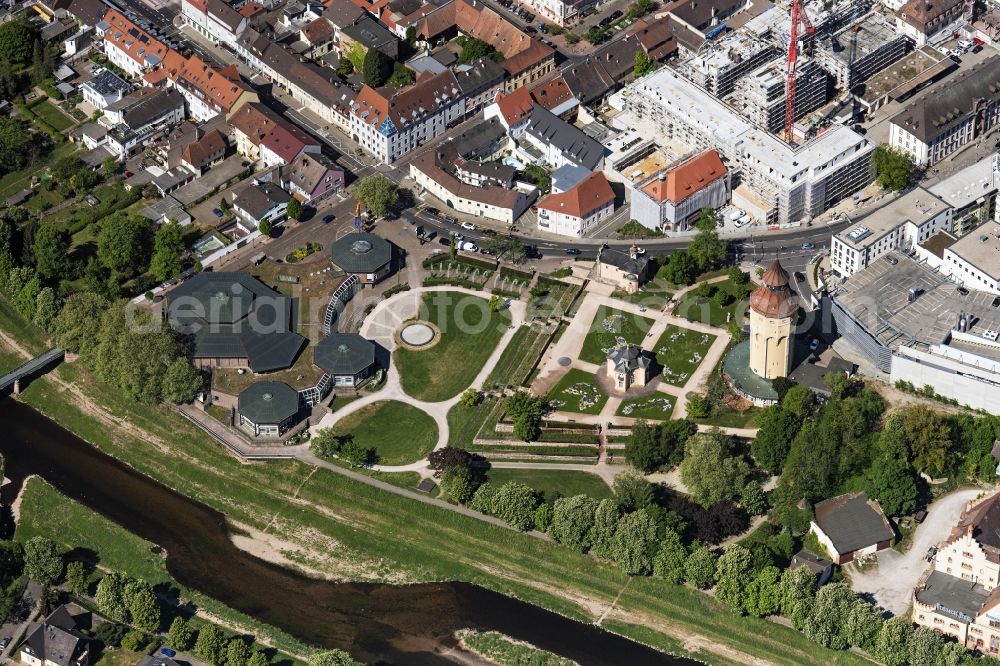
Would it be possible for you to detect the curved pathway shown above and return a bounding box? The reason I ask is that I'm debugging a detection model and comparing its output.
[310,286,526,473]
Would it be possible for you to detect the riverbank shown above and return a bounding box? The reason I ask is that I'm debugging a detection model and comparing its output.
[0,304,872,666]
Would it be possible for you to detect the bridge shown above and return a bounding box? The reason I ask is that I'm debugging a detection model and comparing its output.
[0,349,65,395]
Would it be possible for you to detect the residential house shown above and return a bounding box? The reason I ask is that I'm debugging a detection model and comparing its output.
[299,16,336,58]
[154,51,258,122]
[100,9,170,77]
[182,0,248,46]
[630,150,730,231]
[484,86,535,137]
[228,102,321,166]
[80,67,132,109]
[519,104,605,171]
[181,128,228,175]
[896,0,966,45]
[529,74,579,118]
[102,88,186,158]
[594,244,652,291]
[351,69,465,163]
[789,551,833,587]
[524,0,596,27]
[455,58,506,117]
[280,152,345,204]
[233,181,292,229]
[810,492,895,565]
[536,171,615,237]
[19,605,91,666]
[339,14,399,61]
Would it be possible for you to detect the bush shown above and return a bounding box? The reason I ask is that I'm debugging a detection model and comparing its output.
[94,622,128,648]
[120,630,146,652]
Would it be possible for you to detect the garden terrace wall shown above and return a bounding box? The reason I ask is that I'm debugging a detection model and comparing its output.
[422,254,497,271]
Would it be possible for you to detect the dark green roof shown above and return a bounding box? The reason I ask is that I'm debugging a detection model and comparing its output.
[167,272,306,373]
[314,333,375,375]
[237,381,300,423]
[328,232,392,274]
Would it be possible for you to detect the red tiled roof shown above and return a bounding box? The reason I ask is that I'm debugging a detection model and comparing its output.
[530,74,575,112]
[750,260,798,318]
[492,87,533,125]
[261,122,316,162]
[239,2,264,17]
[102,8,171,67]
[302,16,334,42]
[642,150,726,204]
[537,172,614,219]
[163,53,253,113]
[229,102,278,144]
[353,70,461,128]
[184,0,208,14]
[182,129,227,166]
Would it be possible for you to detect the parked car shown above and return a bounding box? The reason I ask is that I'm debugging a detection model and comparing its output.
[460,221,477,231]
[160,648,176,658]
[809,338,820,352]
[441,215,458,224]
[958,39,972,50]
[793,271,805,282]
[0,637,11,649]
[415,225,425,237]
[992,296,1000,308]
[886,255,898,265]
[609,9,623,20]
[212,208,224,218]
[426,207,440,215]
[322,214,335,223]
[801,241,815,250]
[958,286,970,296]
[973,44,984,53]
[565,248,581,255]
[438,236,452,246]
[524,25,537,33]
[482,228,497,237]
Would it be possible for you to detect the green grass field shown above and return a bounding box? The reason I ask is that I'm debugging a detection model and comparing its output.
[546,368,608,415]
[326,400,437,465]
[32,100,75,132]
[394,291,511,401]
[0,299,875,666]
[578,306,655,364]
[0,142,77,199]
[693,407,761,429]
[460,630,574,666]
[652,325,716,387]
[485,468,611,500]
[615,395,676,420]
[675,280,747,328]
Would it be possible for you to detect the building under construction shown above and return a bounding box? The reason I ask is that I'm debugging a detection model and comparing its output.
[733,57,830,133]
[816,13,911,90]
[682,33,779,97]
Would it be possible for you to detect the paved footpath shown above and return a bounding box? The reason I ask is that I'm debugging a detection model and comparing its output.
[312,286,526,473]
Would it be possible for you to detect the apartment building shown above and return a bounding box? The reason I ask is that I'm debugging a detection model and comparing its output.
[228,102,321,167]
[154,51,257,122]
[101,88,186,157]
[181,0,247,47]
[890,57,1000,167]
[683,32,778,97]
[896,0,966,45]
[830,187,951,277]
[630,150,730,231]
[536,171,615,237]
[99,9,170,77]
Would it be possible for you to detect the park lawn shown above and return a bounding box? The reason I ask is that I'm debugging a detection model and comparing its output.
[615,395,676,421]
[652,325,716,387]
[394,291,511,401]
[485,468,612,500]
[33,100,75,132]
[546,368,607,415]
[326,400,437,465]
[675,279,748,328]
[692,406,761,429]
[578,306,655,364]
[0,142,77,199]
[1,301,875,666]
[611,288,673,310]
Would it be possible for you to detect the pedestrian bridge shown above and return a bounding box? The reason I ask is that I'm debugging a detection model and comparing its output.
[0,348,64,395]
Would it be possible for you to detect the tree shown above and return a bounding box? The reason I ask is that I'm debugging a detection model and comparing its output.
[457,37,500,64]
[362,47,391,86]
[95,572,131,623]
[355,174,399,218]
[613,473,653,512]
[685,393,710,418]
[744,566,781,617]
[336,57,354,77]
[862,452,917,517]
[687,209,726,270]
[549,495,599,551]
[872,144,913,191]
[0,20,34,66]
[428,446,474,472]
[609,510,657,574]
[777,566,816,624]
[72,167,100,192]
[883,405,952,475]
[102,157,119,177]
[469,482,498,514]
[161,358,202,403]
[588,498,619,559]
[659,250,696,285]
[533,502,553,532]
[195,625,227,665]
[801,582,856,650]
[458,388,480,408]
[64,561,87,596]
[387,62,415,88]
[0,118,33,177]
[126,578,160,632]
[286,198,304,221]
[225,637,251,666]
[684,545,717,589]
[167,617,196,651]
[492,482,538,530]
[633,50,656,78]
[780,384,815,419]
[679,431,748,508]
[258,218,271,236]
[652,528,686,584]
[33,286,58,332]
[23,536,62,585]
[907,626,947,665]
[740,480,768,517]
[873,616,912,666]
[247,651,269,666]
[584,25,609,44]
[32,225,73,283]
[97,213,151,276]
[94,622,128,648]
[306,650,362,666]
[505,390,543,442]
[750,406,801,473]
[52,155,84,181]
[120,630,146,652]
[842,601,883,651]
[340,439,376,466]
[345,42,367,72]
[441,465,477,504]
[714,544,754,614]
[150,221,185,282]
[624,419,694,472]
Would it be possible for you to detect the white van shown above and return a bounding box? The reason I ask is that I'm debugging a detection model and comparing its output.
[728,209,744,221]
[457,240,478,252]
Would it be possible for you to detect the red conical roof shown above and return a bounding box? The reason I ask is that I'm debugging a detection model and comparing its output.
[750,260,798,319]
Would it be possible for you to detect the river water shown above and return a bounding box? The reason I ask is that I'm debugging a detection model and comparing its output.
[0,400,696,666]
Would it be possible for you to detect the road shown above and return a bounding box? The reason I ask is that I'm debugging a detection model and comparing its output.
[0,581,42,660]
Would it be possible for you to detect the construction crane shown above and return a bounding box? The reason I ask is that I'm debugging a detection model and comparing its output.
[784,0,816,142]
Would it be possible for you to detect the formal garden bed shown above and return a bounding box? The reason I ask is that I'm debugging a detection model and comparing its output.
[653,325,716,387]
[578,306,656,364]
[394,291,511,401]
[615,395,676,420]
[545,368,608,415]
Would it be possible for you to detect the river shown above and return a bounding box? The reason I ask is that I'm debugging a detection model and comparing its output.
[0,400,697,666]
